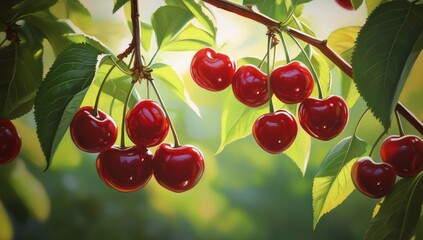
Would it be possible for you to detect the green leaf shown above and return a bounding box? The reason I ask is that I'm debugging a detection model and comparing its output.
[150,63,201,117]
[0,200,13,240]
[313,136,369,228]
[23,11,75,55]
[141,22,153,52]
[243,0,311,22]
[113,0,130,13]
[161,24,215,51]
[327,26,360,56]
[34,44,104,169]
[366,0,384,14]
[18,20,45,49]
[65,34,112,54]
[65,0,92,28]
[151,6,193,49]
[350,0,364,10]
[352,2,423,130]
[0,0,57,22]
[415,215,423,240]
[336,48,360,108]
[8,160,50,221]
[0,42,43,119]
[366,172,423,240]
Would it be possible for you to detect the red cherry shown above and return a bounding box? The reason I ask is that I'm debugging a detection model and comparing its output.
[351,157,396,198]
[335,0,354,10]
[153,143,205,193]
[126,100,169,147]
[190,47,236,91]
[232,65,269,107]
[380,135,423,177]
[298,96,348,140]
[96,145,153,192]
[0,120,21,164]
[253,110,298,154]
[70,106,117,153]
[270,61,314,104]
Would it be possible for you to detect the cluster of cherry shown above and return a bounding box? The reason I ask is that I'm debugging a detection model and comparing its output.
[70,99,204,193]
[190,48,348,154]
[0,120,21,165]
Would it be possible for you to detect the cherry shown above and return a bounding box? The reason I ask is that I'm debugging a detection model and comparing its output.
[298,96,348,140]
[126,100,169,147]
[70,106,118,153]
[190,47,236,91]
[96,145,153,192]
[351,157,396,198]
[270,61,314,104]
[335,0,354,10]
[232,65,269,107]
[253,110,298,154]
[0,120,21,164]
[153,143,205,193]
[380,135,423,177]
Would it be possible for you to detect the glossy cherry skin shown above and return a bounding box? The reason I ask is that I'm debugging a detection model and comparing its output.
[253,110,298,154]
[270,61,314,104]
[0,120,21,164]
[126,100,169,147]
[380,135,423,177]
[351,157,396,198]
[96,145,153,192]
[298,96,348,140]
[232,65,269,107]
[153,143,205,193]
[70,106,118,153]
[335,0,353,10]
[190,47,236,91]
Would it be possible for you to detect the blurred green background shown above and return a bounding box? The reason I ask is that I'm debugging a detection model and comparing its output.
[1,0,422,239]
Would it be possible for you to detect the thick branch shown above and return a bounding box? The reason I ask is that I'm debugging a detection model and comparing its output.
[131,0,143,70]
[203,0,423,135]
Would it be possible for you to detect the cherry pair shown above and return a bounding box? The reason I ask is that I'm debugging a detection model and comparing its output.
[0,120,21,165]
[351,135,423,198]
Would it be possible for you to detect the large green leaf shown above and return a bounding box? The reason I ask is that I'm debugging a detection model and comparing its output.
[150,63,201,117]
[0,42,43,119]
[366,172,423,240]
[161,23,215,51]
[151,6,193,49]
[327,26,360,56]
[243,0,311,22]
[34,44,104,169]
[313,136,369,228]
[0,0,57,22]
[65,0,92,28]
[352,2,423,130]
[141,22,153,52]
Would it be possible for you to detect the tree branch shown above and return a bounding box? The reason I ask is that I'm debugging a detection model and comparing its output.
[202,0,423,135]
[130,0,143,70]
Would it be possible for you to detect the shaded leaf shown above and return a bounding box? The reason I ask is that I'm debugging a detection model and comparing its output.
[151,63,201,117]
[352,2,423,130]
[34,44,104,169]
[366,172,423,240]
[0,0,57,22]
[0,200,13,240]
[313,136,369,228]
[243,0,311,23]
[113,0,130,13]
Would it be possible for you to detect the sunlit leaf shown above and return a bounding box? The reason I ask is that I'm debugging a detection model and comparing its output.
[113,0,130,13]
[161,24,215,51]
[65,0,92,29]
[141,22,153,52]
[352,2,423,130]
[151,63,201,117]
[313,136,369,228]
[327,26,360,56]
[366,0,384,14]
[350,0,364,10]
[243,0,311,23]
[34,44,104,169]
[338,49,360,108]
[366,173,423,240]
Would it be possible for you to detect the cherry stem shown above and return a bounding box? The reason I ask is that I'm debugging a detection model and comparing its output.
[281,2,299,26]
[258,52,268,69]
[272,43,276,71]
[202,0,423,135]
[120,81,136,149]
[369,130,387,157]
[147,48,160,67]
[286,31,323,99]
[353,108,369,137]
[279,32,291,63]
[395,110,405,136]
[110,57,132,75]
[266,34,274,113]
[150,80,180,147]
[146,80,150,99]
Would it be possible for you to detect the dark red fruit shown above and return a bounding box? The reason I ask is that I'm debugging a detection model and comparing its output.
[126,100,169,147]
[380,135,423,177]
[96,145,153,192]
[0,120,21,164]
[153,143,205,193]
[232,65,268,107]
[190,47,236,91]
[335,0,353,10]
[298,96,348,140]
[70,106,117,153]
[351,157,396,198]
[270,61,314,104]
[253,110,298,154]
